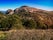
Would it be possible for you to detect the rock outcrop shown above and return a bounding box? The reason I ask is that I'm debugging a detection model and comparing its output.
[6,9,14,15]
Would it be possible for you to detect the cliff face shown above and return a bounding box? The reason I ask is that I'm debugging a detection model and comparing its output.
[6,6,53,26]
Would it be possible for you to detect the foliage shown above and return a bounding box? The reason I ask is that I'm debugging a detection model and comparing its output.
[0,14,24,31]
[0,11,53,31]
[0,32,7,40]
[36,21,48,29]
[10,14,24,29]
[22,19,37,29]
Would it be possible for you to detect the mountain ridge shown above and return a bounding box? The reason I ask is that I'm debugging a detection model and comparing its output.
[6,6,52,14]
[3,6,53,27]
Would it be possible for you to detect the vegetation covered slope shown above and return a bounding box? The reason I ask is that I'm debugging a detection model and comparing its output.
[0,6,53,31]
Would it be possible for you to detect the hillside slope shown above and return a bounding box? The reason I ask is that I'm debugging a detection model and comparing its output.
[6,6,53,28]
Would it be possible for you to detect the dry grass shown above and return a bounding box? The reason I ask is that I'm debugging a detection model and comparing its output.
[3,29,53,40]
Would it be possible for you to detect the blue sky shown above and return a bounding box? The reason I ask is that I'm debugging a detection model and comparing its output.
[0,0,53,11]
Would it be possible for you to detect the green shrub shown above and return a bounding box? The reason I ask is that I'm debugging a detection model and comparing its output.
[8,14,24,29]
[0,14,24,31]
[0,33,7,40]
[49,25,53,29]
[36,21,48,29]
[22,19,37,29]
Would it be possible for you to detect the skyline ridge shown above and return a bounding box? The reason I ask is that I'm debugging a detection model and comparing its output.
[0,0,53,11]
[0,5,53,11]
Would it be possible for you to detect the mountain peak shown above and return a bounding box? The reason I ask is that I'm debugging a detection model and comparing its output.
[5,6,53,26]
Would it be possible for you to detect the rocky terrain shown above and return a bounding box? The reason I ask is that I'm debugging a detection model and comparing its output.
[6,6,53,27]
